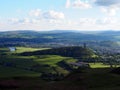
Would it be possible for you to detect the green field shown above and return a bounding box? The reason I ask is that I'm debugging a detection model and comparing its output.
[0,65,41,78]
[89,63,120,68]
[14,47,49,53]
[0,47,49,54]
[0,47,77,77]
[0,47,120,90]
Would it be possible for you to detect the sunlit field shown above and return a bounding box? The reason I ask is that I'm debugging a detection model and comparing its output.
[89,63,120,68]
[0,47,76,77]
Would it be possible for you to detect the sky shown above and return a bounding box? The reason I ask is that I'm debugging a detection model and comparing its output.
[0,0,120,31]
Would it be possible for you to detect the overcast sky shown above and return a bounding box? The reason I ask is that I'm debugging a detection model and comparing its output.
[0,0,120,31]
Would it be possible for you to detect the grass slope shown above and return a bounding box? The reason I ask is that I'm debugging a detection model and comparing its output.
[0,47,120,90]
[90,63,120,68]
[21,46,96,59]
[14,47,49,53]
[0,47,77,77]
[0,65,41,78]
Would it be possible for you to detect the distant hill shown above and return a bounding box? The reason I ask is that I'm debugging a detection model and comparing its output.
[21,46,95,60]
[0,30,120,40]
[0,30,120,50]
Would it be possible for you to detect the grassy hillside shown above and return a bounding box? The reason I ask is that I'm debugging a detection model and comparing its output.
[14,47,49,53]
[0,47,77,78]
[0,65,41,78]
[0,47,120,90]
[21,46,96,59]
[84,68,120,90]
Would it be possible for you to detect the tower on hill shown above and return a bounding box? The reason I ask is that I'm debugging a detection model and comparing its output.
[83,43,87,48]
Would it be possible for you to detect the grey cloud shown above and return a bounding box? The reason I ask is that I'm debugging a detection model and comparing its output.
[95,0,120,6]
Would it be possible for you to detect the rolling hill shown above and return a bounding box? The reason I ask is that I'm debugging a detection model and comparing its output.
[21,46,96,61]
[0,30,120,54]
[0,30,120,44]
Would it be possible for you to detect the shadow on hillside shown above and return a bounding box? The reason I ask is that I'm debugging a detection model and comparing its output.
[57,61,73,72]
[82,67,120,90]
[0,67,120,90]
[0,75,86,90]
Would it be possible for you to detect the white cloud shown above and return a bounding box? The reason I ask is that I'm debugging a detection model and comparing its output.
[73,0,92,9]
[78,17,119,26]
[66,0,92,9]
[22,18,32,24]
[98,17,118,25]
[8,10,65,25]
[29,9,41,17]
[95,0,120,16]
[31,19,41,24]
[5,9,66,31]
[8,18,20,24]
[43,10,65,20]
[66,0,71,8]
[2,7,120,31]
[6,16,120,31]
[8,18,33,25]
[29,9,65,20]
[49,19,63,24]
[100,6,119,16]
[79,18,97,25]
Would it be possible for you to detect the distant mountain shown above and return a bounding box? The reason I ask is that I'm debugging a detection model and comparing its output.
[0,30,120,49]
[0,30,120,40]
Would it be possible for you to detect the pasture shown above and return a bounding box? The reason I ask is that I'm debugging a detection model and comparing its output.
[0,47,120,90]
[89,63,120,68]
[0,47,76,78]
